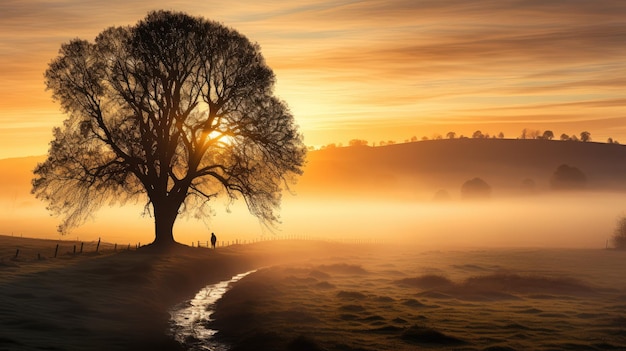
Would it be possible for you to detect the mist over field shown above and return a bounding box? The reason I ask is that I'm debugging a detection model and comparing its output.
[1,139,625,248]
[3,139,626,350]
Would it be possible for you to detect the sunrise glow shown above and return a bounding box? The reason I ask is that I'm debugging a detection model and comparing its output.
[1,1,626,158]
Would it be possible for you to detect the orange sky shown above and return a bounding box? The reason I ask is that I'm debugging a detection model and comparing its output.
[1,1,626,158]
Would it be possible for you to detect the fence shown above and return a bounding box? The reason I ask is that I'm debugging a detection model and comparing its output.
[190,234,385,248]
[0,237,146,264]
[1,234,384,264]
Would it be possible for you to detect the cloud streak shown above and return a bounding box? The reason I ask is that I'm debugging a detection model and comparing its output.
[1,0,626,156]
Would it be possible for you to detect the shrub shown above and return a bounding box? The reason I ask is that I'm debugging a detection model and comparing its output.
[461,177,491,200]
[612,216,626,250]
[550,164,587,190]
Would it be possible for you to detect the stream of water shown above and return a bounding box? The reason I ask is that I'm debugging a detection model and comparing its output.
[169,270,256,351]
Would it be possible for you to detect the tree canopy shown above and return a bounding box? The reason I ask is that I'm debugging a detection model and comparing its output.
[461,177,491,200]
[549,164,587,190]
[32,11,306,245]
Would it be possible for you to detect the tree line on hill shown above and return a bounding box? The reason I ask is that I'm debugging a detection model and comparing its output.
[315,129,620,150]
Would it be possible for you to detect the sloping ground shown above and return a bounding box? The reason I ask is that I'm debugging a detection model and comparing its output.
[3,139,626,202]
[0,235,356,350]
[297,139,626,198]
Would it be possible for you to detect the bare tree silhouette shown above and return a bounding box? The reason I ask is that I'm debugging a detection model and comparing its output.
[32,11,306,246]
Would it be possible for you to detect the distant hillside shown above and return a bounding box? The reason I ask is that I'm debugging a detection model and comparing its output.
[2,139,626,203]
[296,139,626,199]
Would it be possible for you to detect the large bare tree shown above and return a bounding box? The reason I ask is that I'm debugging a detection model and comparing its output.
[32,11,306,246]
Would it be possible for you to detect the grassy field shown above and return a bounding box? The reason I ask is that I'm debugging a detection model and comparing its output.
[2,234,626,351]
[0,234,354,350]
[209,247,626,351]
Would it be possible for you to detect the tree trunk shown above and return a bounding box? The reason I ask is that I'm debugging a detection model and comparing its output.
[152,200,179,246]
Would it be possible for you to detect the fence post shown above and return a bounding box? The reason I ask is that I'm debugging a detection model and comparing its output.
[14,249,19,259]
[96,238,101,253]
[37,253,41,260]
[80,242,84,254]
[127,244,130,250]
[114,243,117,251]
[54,244,59,258]
[73,245,76,255]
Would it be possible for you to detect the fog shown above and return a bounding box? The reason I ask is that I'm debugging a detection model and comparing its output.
[1,190,622,249]
[1,143,625,249]
[279,192,624,248]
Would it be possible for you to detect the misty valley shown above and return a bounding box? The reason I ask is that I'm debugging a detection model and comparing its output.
[2,138,626,350]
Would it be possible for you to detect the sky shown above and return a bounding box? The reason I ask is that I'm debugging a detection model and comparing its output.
[1,0,626,159]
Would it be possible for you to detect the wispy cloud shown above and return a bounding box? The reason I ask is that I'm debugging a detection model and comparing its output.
[1,0,625,156]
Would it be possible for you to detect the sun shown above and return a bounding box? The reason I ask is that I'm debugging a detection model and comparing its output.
[208,130,235,146]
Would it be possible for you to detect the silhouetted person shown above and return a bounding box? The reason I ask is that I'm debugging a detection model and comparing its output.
[211,232,217,249]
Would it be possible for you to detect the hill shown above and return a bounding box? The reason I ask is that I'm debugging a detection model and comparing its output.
[2,139,626,203]
[295,139,626,199]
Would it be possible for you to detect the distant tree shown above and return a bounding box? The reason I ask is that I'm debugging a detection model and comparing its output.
[433,133,443,140]
[387,140,396,145]
[421,136,429,141]
[608,137,614,144]
[497,132,504,139]
[542,130,554,140]
[612,216,626,249]
[528,129,541,139]
[520,128,527,139]
[349,139,369,147]
[31,11,305,245]
[322,143,337,149]
[580,131,591,142]
[379,141,386,146]
[461,177,491,200]
[550,164,587,190]
[432,189,451,202]
[472,130,484,139]
[446,131,456,139]
[560,133,570,141]
[410,136,418,142]
[570,135,579,142]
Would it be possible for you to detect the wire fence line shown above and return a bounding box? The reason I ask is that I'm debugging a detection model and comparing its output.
[190,235,385,248]
[0,235,384,264]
